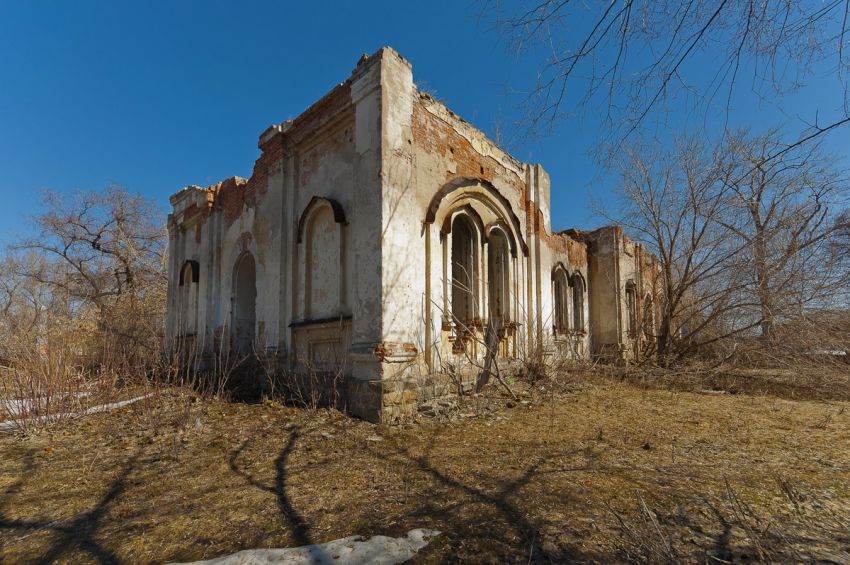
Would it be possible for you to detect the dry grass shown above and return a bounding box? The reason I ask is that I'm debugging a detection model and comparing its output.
[1,373,848,563]
[596,363,850,402]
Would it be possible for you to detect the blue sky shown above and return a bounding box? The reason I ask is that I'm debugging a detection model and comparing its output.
[1,1,847,245]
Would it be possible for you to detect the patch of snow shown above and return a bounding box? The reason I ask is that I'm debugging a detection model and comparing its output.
[811,349,847,356]
[170,529,441,565]
[2,392,91,417]
[0,394,152,431]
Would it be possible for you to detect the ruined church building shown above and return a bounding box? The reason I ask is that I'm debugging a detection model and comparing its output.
[167,48,659,421]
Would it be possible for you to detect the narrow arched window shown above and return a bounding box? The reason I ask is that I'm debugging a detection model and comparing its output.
[571,273,585,332]
[178,260,199,336]
[232,253,256,355]
[451,215,478,326]
[488,230,510,325]
[625,281,637,336]
[552,268,569,335]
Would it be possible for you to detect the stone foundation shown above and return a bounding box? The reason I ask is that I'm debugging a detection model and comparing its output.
[377,372,471,422]
[263,367,482,423]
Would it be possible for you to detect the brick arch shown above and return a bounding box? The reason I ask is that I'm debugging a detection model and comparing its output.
[440,204,486,246]
[570,271,586,331]
[486,220,518,258]
[424,177,527,256]
[551,261,569,280]
[552,263,571,333]
[296,196,347,244]
[570,271,586,290]
[179,260,200,286]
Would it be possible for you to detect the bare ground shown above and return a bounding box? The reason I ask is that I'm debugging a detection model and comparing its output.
[1,370,848,563]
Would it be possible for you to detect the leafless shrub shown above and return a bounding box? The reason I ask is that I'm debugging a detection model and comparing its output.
[428,284,519,402]
[258,347,347,413]
[425,267,594,417]
[0,341,87,433]
[0,186,168,433]
[722,477,774,561]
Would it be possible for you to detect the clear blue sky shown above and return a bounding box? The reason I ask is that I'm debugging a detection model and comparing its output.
[1,1,847,245]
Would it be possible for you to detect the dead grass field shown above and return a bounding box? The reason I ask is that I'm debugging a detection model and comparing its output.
[1,371,849,563]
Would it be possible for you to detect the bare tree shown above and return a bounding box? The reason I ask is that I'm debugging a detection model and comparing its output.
[0,253,56,361]
[18,187,164,307]
[720,130,850,337]
[610,137,756,365]
[611,130,849,365]
[489,0,850,151]
[13,186,167,370]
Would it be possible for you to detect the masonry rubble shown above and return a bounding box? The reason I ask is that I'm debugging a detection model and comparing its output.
[166,47,660,422]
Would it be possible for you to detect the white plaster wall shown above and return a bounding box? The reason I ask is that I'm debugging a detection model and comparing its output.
[168,167,285,356]
[348,55,386,378]
[262,163,285,350]
[167,188,213,350]
[379,49,421,356]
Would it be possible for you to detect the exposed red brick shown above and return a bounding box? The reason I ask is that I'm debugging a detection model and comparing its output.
[373,342,390,362]
[546,231,588,267]
[412,99,527,204]
[285,83,352,146]
[212,177,251,226]
[372,341,419,361]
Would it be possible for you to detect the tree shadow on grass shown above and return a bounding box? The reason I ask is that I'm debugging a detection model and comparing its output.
[356,430,597,563]
[0,449,142,564]
[228,425,320,552]
[0,450,36,518]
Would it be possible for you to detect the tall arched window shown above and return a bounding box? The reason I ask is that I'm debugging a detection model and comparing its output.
[296,197,348,322]
[625,281,637,336]
[178,260,199,336]
[488,229,510,326]
[552,267,569,335]
[571,273,585,332]
[451,215,478,326]
[232,253,256,355]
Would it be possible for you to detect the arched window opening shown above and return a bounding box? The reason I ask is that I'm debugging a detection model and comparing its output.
[178,260,199,336]
[232,253,257,355]
[553,268,569,335]
[488,230,510,326]
[625,281,637,336]
[451,215,478,326]
[571,274,585,332]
